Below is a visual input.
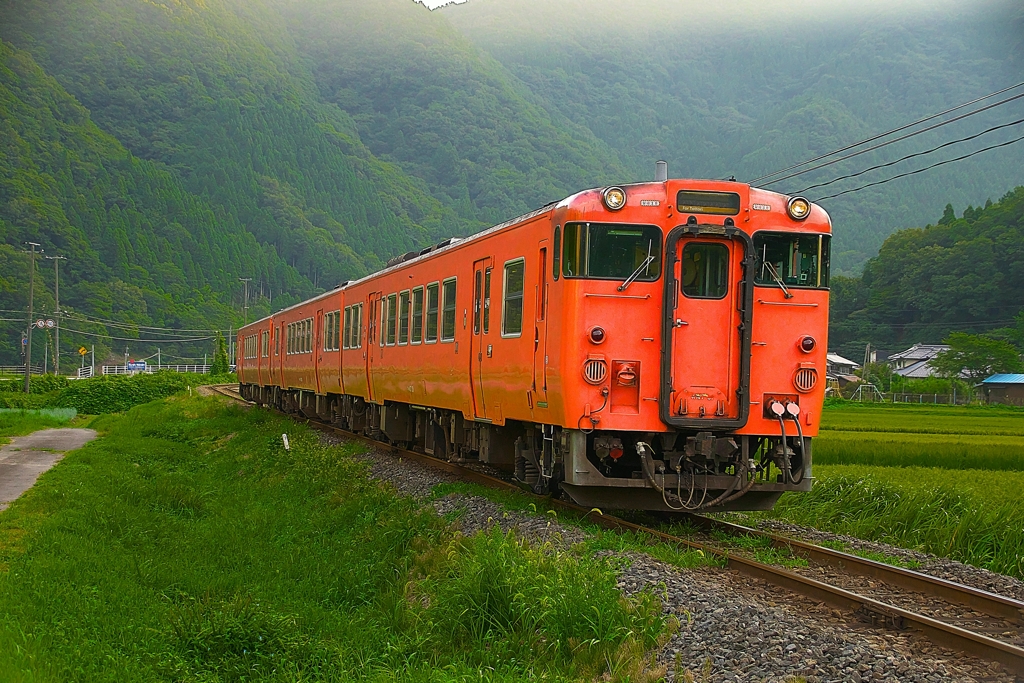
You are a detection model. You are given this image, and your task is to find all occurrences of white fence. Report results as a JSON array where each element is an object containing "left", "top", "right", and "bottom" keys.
[{"left": 101, "top": 365, "right": 211, "bottom": 375}]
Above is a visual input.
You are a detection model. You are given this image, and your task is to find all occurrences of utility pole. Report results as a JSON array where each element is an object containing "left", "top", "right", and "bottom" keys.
[
  {"left": 45, "top": 255, "right": 66, "bottom": 375},
  {"left": 23, "top": 242, "right": 40, "bottom": 393},
  {"left": 239, "top": 277, "right": 252, "bottom": 326}
]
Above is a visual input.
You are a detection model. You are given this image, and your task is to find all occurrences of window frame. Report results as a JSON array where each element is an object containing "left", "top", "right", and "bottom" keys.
[
  {"left": 441, "top": 277, "right": 457, "bottom": 343},
  {"left": 425, "top": 281, "right": 440, "bottom": 344},
  {"left": 751, "top": 231, "right": 832, "bottom": 291},
  {"left": 501, "top": 257, "right": 526, "bottom": 338},
  {"left": 398, "top": 290, "right": 411, "bottom": 345},
  {"left": 343, "top": 308, "right": 351, "bottom": 350},
  {"left": 561, "top": 222, "right": 663, "bottom": 282},
  {"left": 680, "top": 241, "right": 731, "bottom": 300},
  {"left": 386, "top": 294, "right": 397, "bottom": 346},
  {"left": 552, "top": 225, "right": 560, "bottom": 281},
  {"left": 353, "top": 304, "right": 362, "bottom": 349},
  {"left": 411, "top": 287, "right": 424, "bottom": 345}
]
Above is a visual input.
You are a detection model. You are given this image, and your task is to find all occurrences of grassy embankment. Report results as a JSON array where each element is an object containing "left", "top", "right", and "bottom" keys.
[
  {"left": 748, "top": 403, "right": 1024, "bottom": 578},
  {"left": 0, "top": 395, "right": 673, "bottom": 682}
]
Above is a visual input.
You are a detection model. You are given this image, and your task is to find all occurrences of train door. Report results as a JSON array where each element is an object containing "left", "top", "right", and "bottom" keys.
[
  {"left": 470, "top": 257, "right": 493, "bottom": 420},
  {"left": 533, "top": 242, "right": 549, "bottom": 407},
  {"left": 366, "top": 292, "right": 381, "bottom": 403},
  {"left": 667, "top": 236, "right": 745, "bottom": 421},
  {"left": 315, "top": 309, "right": 324, "bottom": 394}
]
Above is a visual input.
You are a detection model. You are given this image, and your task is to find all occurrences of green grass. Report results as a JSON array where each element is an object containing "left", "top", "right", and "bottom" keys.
[
  {"left": 0, "top": 408, "right": 79, "bottom": 444},
  {"left": 821, "top": 405, "right": 1024, "bottom": 436},
  {"left": 0, "top": 396, "right": 670, "bottom": 681}
]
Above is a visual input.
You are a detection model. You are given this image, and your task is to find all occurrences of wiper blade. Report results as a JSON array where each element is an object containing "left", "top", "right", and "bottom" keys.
[
  {"left": 618, "top": 240, "right": 655, "bottom": 292},
  {"left": 762, "top": 260, "right": 793, "bottom": 299}
]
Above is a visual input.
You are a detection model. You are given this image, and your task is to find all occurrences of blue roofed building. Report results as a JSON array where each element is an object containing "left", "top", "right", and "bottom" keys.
[{"left": 981, "top": 374, "right": 1024, "bottom": 406}]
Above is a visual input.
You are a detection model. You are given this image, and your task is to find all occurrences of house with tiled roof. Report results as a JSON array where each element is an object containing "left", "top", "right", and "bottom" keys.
[{"left": 887, "top": 343, "right": 950, "bottom": 378}]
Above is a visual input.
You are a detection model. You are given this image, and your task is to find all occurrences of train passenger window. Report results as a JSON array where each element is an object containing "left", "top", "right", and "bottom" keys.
[
  {"left": 343, "top": 308, "right": 351, "bottom": 349},
  {"left": 441, "top": 278, "right": 457, "bottom": 342},
  {"left": 483, "top": 268, "right": 491, "bottom": 334},
  {"left": 681, "top": 243, "right": 729, "bottom": 299},
  {"left": 323, "top": 312, "right": 332, "bottom": 351},
  {"left": 425, "top": 283, "right": 439, "bottom": 343},
  {"left": 305, "top": 319, "right": 312, "bottom": 353},
  {"left": 562, "top": 222, "right": 662, "bottom": 282},
  {"left": 552, "top": 226, "right": 560, "bottom": 281},
  {"left": 412, "top": 288, "right": 424, "bottom": 344},
  {"left": 753, "top": 233, "right": 831, "bottom": 289},
  {"left": 333, "top": 310, "right": 341, "bottom": 351},
  {"left": 398, "top": 291, "right": 411, "bottom": 345},
  {"left": 502, "top": 258, "right": 525, "bottom": 337},
  {"left": 386, "top": 294, "right": 397, "bottom": 346},
  {"left": 352, "top": 305, "right": 361, "bottom": 349},
  {"left": 275, "top": 326, "right": 280, "bottom": 356}
]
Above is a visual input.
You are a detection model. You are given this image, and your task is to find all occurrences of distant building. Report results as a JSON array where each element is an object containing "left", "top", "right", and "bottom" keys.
[
  {"left": 981, "top": 374, "right": 1024, "bottom": 406},
  {"left": 887, "top": 343, "right": 950, "bottom": 378},
  {"left": 826, "top": 353, "right": 859, "bottom": 376}
]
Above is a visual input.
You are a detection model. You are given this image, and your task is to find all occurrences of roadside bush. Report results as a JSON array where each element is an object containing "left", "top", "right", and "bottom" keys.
[
  {"left": 0, "top": 374, "right": 70, "bottom": 394},
  {"left": 54, "top": 372, "right": 202, "bottom": 414}
]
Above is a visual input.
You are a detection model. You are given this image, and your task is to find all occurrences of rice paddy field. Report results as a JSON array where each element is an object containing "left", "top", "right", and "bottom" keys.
[{"left": 748, "top": 403, "right": 1024, "bottom": 579}]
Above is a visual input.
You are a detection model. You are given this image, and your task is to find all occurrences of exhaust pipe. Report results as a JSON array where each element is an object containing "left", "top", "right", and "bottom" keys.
[{"left": 655, "top": 160, "right": 668, "bottom": 182}]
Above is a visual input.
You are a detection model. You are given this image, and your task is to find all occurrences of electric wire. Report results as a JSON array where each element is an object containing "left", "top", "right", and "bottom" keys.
[
  {"left": 794, "top": 117, "right": 1024, "bottom": 195},
  {"left": 61, "top": 327, "right": 215, "bottom": 343},
  {"left": 64, "top": 312, "right": 229, "bottom": 334},
  {"left": 749, "top": 80, "right": 1024, "bottom": 184},
  {"left": 814, "top": 133, "right": 1024, "bottom": 201},
  {"left": 762, "top": 90, "right": 1024, "bottom": 187}
]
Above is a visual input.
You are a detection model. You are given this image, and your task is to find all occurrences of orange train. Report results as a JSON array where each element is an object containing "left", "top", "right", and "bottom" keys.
[{"left": 237, "top": 168, "right": 831, "bottom": 511}]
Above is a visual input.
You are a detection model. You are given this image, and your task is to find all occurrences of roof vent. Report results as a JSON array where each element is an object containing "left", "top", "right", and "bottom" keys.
[{"left": 655, "top": 160, "right": 668, "bottom": 182}]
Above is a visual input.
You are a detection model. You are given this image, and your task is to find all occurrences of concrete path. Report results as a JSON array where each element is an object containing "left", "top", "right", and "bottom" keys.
[{"left": 0, "top": 428, "right": 97, "bottom": 512}]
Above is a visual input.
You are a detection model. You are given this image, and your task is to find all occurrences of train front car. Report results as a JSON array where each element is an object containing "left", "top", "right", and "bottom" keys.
[{"left": 540, "top": 177, "right": 830, "bottom": 512}]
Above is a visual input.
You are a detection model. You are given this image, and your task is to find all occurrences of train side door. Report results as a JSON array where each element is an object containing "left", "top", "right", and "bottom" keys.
[
  {"left": 470, "top": 258, "right": 493, "bottom": 420},
  {"left": 533, "top": 242, "right": 549, "bottom": 407},
  {"left": 315, "top": 309, "right": 324, "bottom": 394},
  {"left": 668, "top": 237, "right": 744, "bottom": 420},
  {"left": 366, "top": 292, "right": 381, "bottom": 402}
]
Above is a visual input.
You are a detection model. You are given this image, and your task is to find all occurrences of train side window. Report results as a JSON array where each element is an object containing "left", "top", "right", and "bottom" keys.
[
  {"left": 286, "top": 324, "right": 291, "bottom": 354},
  {"left": 398, "top": 291, "right": 411, "bottom": 345},
  {"left": 386, "top": 294, "right": 397, "bottom": 346},
  {"left": 343, "top": 308, "right": 351, "bottom": 349},
  {"left": 441, "top": 278, "right": 457, "bottom": 342},
  {"left": 379, "top": 300, "right": 385, "bottom": 347},
  {"left": 425, "top": 282, "right": 439, "bottom": 343},
  {"left": 502, "top": 258, "right": 525, "bottom": 337},
  {"left": 353, "top": 304, "right": 362, "bottom": 349},
  {"left": 306, "top": 318, "right": 312, "bottom": 353},
  {"left": 333, "top": 310, "right": 341, "bottom": 351},
  {"left": 552, "top": 226, "right": 560, "bottom": 281},
  {"left": 412, "top": 287, "right": 424, "bottom": 344},
  {"left": 275, "top": 326, "right": 280, "bottom": 356},
  {"left": 323, "top": 312, "right": 332, "bottom": 351},
  {"left": 483, "top": 267, "right": 491, "bottom": 334},
  {"left": 681, "top": 242, "right": 729, "bottom": 299}
]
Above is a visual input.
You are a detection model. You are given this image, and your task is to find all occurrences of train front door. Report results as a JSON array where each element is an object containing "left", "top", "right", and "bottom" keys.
[
  {"left": 470, "top": 257, "right": 493, "bottom": 420},
  {"left": 667, "top": 235, "right": 745, "bottom": 421}
]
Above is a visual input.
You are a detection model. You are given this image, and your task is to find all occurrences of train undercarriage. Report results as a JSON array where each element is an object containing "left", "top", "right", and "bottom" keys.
[{"left": 239, "top": 383, "right": 812, "bottom": 512}]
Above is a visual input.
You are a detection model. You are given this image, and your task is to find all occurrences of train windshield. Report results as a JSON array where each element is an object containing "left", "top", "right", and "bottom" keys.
[
  {"left": 753, "top": 232, "right": 831, "bottom": 289},
  {"left": 562, "top": 223, "right": 662, "bottom": 281}
]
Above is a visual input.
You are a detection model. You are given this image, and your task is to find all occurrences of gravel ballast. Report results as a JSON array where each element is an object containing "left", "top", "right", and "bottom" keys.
[{"left": 327, "top": 434, "right": 1019, "bottom": 682}]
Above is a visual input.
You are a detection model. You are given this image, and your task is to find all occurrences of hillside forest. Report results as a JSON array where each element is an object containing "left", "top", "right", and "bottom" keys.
[{"left": 0, "top": 0, "right": 1021, "bottom": 368}]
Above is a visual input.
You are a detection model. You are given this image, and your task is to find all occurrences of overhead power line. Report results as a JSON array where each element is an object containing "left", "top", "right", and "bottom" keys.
[
  {"left": 61, "top": 327, "right": 216, "bottom": 343},
  {"left": 749, "top": 80, "right": 1024, "bottom": 185},
  {"left": 65, "top": 312, "right": 229, "bottom": 334},
  {"left": 762, "top": 90, "right": 1024, "bottom": 187},
  {"left": 795, "top": 117, "right": 1024, "bottom": 195},
  {"left": 814, "top": 133, "right": 1024, "bottom": 202}
]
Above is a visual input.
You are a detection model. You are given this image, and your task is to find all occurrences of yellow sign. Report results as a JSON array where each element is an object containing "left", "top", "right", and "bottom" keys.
[{"left": 78, "top": 347, "right": 88, "bottom": 356}]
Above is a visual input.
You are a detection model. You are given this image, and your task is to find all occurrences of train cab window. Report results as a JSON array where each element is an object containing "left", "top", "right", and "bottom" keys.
[
  {"left": 562, "top": 222, "right": 662, "bottom": 282},
  {"left": 753, "top": 233, "right": 831, "bottom": 290},
  {"left": 552, "top": 226, "right": 560, "bottom": 281},
  {"left": 502, "top": 258, "right": 525, "bottom": 337},
  {"left": 412, "top": 288, "right": 424, "bottom": 344},
  {"left": 425, "top": 283, "right": 439, "bottom": 343},
  {"left": 398, "top": 291, "right": 411, "bottom": 345},
  {"left": 681, "top": 243, "right": 729, "bottom": 299},
  {"left": 386, "top": 294, "right": 397, "bottom": 346},
  {"left": 441, "top": 278, "right": 457, "bottom": 342}
]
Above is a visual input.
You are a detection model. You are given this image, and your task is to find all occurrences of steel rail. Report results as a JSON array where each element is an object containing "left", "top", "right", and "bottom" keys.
[{"left": 208, "top": 384, "right": 1024, "bottom": 676}]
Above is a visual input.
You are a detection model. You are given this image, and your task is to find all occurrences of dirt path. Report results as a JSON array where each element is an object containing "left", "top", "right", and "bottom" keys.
[{"left": 0, "top": 428, "right": 97, "bottom": 512}]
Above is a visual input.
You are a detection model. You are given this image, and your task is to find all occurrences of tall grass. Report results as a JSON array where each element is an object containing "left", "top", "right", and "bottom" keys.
[
  {"left": 814, "top": 431, "right": 1024, "bottom": 470},
  {"left": 768, "top": 466, "right": 1024, "bottom": 578},
  {"left": 0, "top": 396, "right": 668, "bottom": 681}
]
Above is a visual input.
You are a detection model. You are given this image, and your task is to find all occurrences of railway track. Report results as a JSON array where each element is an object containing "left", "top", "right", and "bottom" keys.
[{"left": 210, "top": 383, "right": 1024, "bottom": 678}]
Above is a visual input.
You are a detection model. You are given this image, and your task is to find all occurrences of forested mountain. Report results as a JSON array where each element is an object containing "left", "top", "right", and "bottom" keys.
[
  {"left": 829, "top": 187, "right": 1024, "bottom": 359},
  {"left": 1, "top": 0, "right": 1021, "bottom": 368},
  {"left": 443, "top": 0, "right": 1024, "bottom": 273}
]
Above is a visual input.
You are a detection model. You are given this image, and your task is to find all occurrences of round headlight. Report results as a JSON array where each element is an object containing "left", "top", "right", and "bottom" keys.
[
  {"left": 589, "top": 326, "right": 606, "bottom": 344},
  {"left": 787, "top": 196, "right": 811, "bottom": 221},
  {"left": 602, "top": 186, "right": 627, "bottom": 211},
  {"left": 800, "top": 335, "right": 816, "bottom": 353}
]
